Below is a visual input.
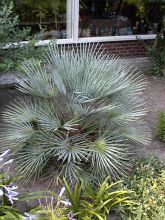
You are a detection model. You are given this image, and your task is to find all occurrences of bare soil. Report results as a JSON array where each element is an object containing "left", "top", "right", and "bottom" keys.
[{"left": 142, "top": 75, "right": 165, "bottom": 160}]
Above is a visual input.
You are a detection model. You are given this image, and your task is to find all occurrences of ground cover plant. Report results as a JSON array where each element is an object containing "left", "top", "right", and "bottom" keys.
[
  {"left": 117, "top": 156, "right": 165, "bottom": 220},
  {"left": 1, "top": 43, "right": 149, "bottom": 184}
]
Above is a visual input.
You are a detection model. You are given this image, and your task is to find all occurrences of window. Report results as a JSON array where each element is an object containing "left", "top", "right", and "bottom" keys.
[
  {"left": 14, "top": 0, "right": 156, "bottom": 44},
  {"left": 79, "top": 0, "right": 156, "bottom": 38},
  {"left": 14, "top": 0, "right": 72, "bottom": 39}
]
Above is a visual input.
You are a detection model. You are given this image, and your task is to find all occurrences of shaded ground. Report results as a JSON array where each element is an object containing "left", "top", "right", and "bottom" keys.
[
  {"left": 0, "top": 75, "right": 165, "bottom": 160},
  {"left": 142, "top": 76, "right": 165, "bottom": 160},
  {"left": 0, "top": 88, "right": 22, "bottom": 125}
]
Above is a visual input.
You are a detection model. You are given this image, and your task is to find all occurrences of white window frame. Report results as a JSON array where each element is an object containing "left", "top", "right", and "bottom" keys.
[
  {"left": 44, "top": 0, "right": 156, "bottom": 45},
  {"left": 4, "top": 0, "right": 156, "bottom": 48}
]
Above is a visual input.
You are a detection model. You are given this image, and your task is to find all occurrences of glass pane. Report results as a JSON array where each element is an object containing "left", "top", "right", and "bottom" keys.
[
  {"left": 79, "top": 0, "right": 157, "bottom": 37},
  {"left": 13, "top": 0, "right": 72, "bottom": 39}
]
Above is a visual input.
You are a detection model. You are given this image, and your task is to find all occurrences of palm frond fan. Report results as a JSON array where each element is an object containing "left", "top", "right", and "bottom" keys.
[{"left": 1, "top": 43, "right": 150, "bottom": 184}]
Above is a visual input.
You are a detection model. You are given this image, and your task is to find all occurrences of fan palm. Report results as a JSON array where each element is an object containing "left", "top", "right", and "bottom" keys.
[{"left": 1, "top": 43, "right": 149, "bottom": 183}]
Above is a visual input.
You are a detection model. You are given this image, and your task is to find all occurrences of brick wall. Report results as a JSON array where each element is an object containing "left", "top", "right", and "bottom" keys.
[
  {"left": 64, "top": 39, "right": 154, "bottom": 58},
  {"left": 99, "top": 40, "right": 153, "bottom": 57}
]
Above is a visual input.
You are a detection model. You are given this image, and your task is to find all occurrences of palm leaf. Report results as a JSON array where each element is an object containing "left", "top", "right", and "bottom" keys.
[{"left": 1, "top": 43, "right": 149, "bottom": 183}]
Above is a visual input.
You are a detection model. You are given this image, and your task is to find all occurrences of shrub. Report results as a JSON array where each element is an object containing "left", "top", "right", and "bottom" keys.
[
  {"left": 1, "top": 43, "right": 149, "bottom": 183},
  {"left": 117, "top": 157, "right": 165, "bottom": 220},
  {"left": 0, "top": 1, "right": 44, "bottom": 73},
  {"left": 156, "top": 111, "right": 165, "bottom": 141}
]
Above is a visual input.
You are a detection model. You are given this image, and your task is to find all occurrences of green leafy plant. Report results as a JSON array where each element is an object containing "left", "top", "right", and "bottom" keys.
[
  {"left": 0, "top": 59, "right": 14, "bottom": 72},
  {"left": 2, "top": 43, "right": 149, "bottom": 183},
  {"left": 117, "top": 157, "right": 165, "bottom": 220},
  {"left": 156, "top": 111, "right": 165, "bottom": 141},
  {"left": 13, "top": 177, "right": 132, "bottom": 220},
  {"left": 0, "top": 1, "right": 44, "bottom": 73},
  {"left": 0, "top": 1, "right": 29, "bottom": 44},
  {"left": 63, "top": 177, "right": 133, "bottom": 220}
]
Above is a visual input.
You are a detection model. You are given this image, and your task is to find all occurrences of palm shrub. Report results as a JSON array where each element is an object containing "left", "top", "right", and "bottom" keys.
[{"left": 1, "top": 43, "right": 149, "bottom": 183}]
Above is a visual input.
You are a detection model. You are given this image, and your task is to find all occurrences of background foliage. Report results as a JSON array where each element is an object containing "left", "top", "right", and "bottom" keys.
[
  {"left": 117, "top": 157, "right": 165, "bottom": 220},
  {"left": 125, "top": 0, "right": 165, "bottom": 76}
]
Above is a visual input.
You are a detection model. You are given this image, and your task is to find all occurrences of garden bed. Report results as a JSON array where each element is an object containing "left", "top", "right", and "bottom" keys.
[
  {"left": 0, "top": 75, "right": 165, "bottom": 220},
  {"left": 0, "top": 72, "right": 165, "bottom": 220}
]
